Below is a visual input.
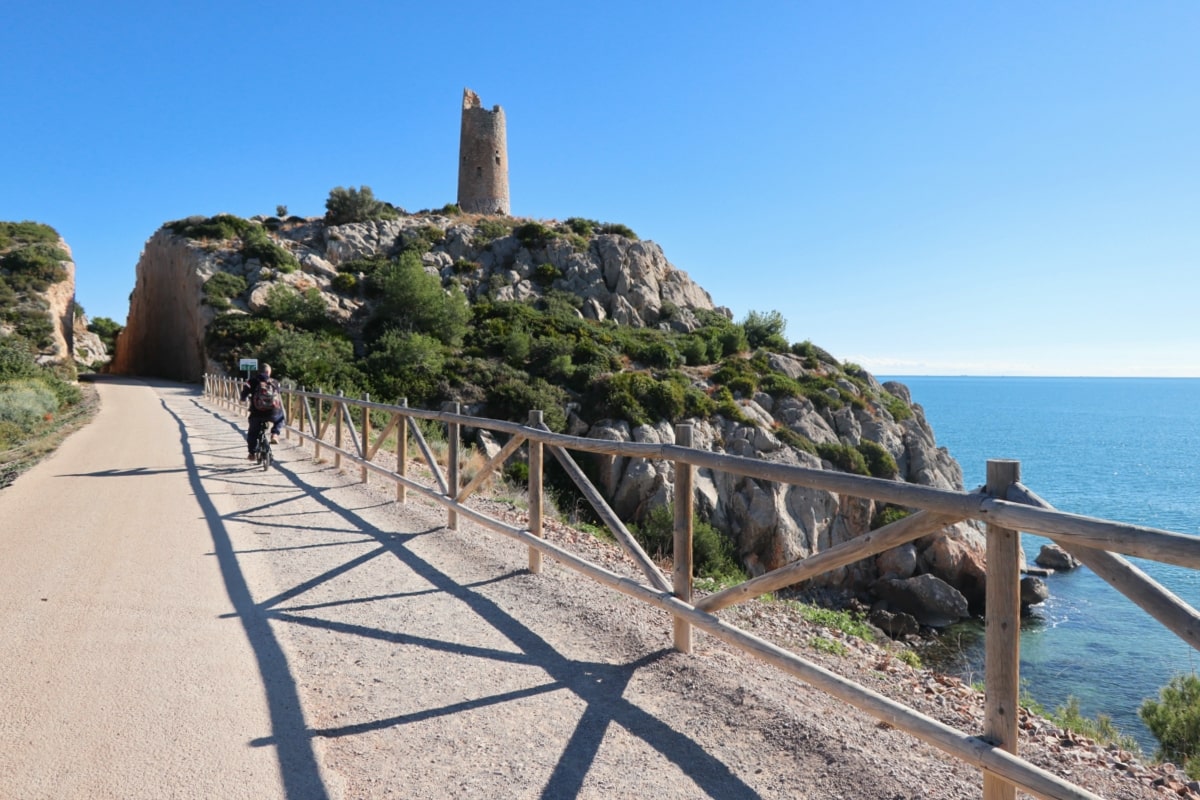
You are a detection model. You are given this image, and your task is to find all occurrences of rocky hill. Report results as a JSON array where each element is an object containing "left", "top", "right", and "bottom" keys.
[
  {"left": 0, "top": 222, "right": 107, "bottom": 370},
  {"left": 113, "top": 209, "right": 1015, "bottom": 631}
]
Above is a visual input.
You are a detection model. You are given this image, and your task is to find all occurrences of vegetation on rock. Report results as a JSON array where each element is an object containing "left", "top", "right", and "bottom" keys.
[
  {"left": 1140, "top": 673, "right": 1200, "bottom": 778},
  {"left": 0, "top": 220, "right": 84, "bottom": 450},
  {"left": 324, "top": 185, "right": 401, "bottom": 226}
]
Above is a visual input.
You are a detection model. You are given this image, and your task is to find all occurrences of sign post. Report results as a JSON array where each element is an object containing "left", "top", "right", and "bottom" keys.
[{"left": 239, "top": 358, "right": 258, "bottom": 381}]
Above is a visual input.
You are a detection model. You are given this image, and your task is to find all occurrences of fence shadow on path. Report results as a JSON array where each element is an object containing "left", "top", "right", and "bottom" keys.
[
  {"left": 165, "top": 397, "right": 332, "bottom": 800},
  {"left": 172, "top": 394, "right": 764, "bottom": 799}
]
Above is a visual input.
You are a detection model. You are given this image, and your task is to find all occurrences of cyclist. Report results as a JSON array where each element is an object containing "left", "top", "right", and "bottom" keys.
[{"left": 240, "top": 363, "right": 286, "bottom": 461}]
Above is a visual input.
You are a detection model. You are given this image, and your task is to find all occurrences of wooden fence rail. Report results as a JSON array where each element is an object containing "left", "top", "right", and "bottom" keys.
[{"left": 204, "top": 374, "right": 1200, "bottom": 800}]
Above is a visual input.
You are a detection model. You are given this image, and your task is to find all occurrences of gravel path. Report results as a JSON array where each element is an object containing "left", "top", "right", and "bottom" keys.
[{"left": 3, "top": 378, "right": 1194, "bottom": 799}]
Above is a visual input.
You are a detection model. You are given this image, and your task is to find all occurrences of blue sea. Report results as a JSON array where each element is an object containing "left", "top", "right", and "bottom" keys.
[{"left": 882, "top": 376, "right": 1200, "bottom": 752}]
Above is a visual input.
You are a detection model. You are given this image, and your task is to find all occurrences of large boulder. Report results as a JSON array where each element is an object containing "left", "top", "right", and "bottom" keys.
[
  {"left": 873, "top": 574, "right": 970, "bottom": 627},
  {"left": 1036, "top": 543, "right": 1081, "bottom": 571},
  {"left": 1020, "top": 576, "right": 1051, "bottom": 612}
]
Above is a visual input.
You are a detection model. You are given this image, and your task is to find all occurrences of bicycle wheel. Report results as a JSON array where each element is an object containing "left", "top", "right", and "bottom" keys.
[{"left": 262, "top": 445, "right": 271, "bottom": 470}]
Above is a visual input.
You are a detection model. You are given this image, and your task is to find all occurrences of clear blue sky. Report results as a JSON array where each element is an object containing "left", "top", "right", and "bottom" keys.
[{"left": 3, "top": 1, "right": 1197, "bottom": 377}]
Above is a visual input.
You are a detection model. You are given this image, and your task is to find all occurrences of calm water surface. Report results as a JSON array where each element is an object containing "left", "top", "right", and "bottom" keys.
[{"left": 883, "top": 377, "right": 1200, "bottom": 750}]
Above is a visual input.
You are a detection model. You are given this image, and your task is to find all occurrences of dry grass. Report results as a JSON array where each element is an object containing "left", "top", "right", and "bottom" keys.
[{"left": 0, "top": 383, "right": 99, "bottom": 489}]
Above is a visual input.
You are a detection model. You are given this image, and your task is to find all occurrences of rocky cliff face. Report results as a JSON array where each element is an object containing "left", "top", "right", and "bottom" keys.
[
  {"left": 0, "top": 233, "right": 76, "bottom": 367},
  {"left": 115, "top": 213, "right": 992, "bottom": 627},
  {"left": 112, "top": 230, "right": 219, "bottom": 380},
  {"left": 585, "top": 368, "right": 989, "bottom": 618},
  {"left": 73, "top": 314, "right": 108, "bottom": 367},
  {"left": 40, "top": 239, "right": 76, "bottom": 365}
]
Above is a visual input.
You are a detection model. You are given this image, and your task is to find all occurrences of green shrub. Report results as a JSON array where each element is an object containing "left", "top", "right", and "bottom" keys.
[
  {"left": 489, "top": 374, "right": 568, "bottom": 432},
  {"left": 598, "top": 222, "right": 638, "bottom": 240},
  {"left": 856, "top": 439, "right": 899, "bottom": 479},
  {"left": 513, "top": 222, "right": 558, "bottom": 249},
  {"left": 572, "top": 337, "right": 620, "bottom": 371},
  {"left": 564, "top": 217, "right": 597, "bottom": 237},
  {"left": 1, "top": 244, "right": 70, "bottom": 290},
  {"left": 324, "top": 185, "right": 400, "bottom": 226},
  {"left": 775, "top": 426, "right": 817, "bottom": 454},
  {"left": 631, "top": 504, "right": 743, "bottom": 580},
  {"left": 533, "top": 263, "right": 561, "bottom": 286},
  {"left": 475, "top": 219, "right": 512, "bottom": 241},
  {"left": 337, "top": 255, "right": 391, "bottom": 279},
  {"left": 817, "top": 442, "right": 870, "bottom": 476},
  {"left": 714, "top": 396, "right": 752, "bottom": 424},
  {"left": 712, "top": 356, "right": 756, "bottom": 388},
  {"left": 87, "top": 317, "right": 123, "bottom": 352},
  {"left": 503, "top": 460, "right": 529, "bottom": 486},
  {"left": 394, "top": 225, "right": 445, "bottom": 256},
  {"left": 203, "top": 272, "right": 247, "bottom": 309},
  {"left": 9, "top": 307, "right": 55, "bottom": 348},
  {"left": 629, "top": 336, "right": 681, "bottom": 370},
  {"left": 260, "top": 328, "right": 363, "bottom": 395},
  {"left": 0, "top": 337, "right": 39, "bottom": 381},
  {"left": 367, "top": 250, "right": 470, "bottom": 348},
  {"left": 584, "top": 371, "right": 694, "bottom": 426},
  {"left": 631, "top": 504, "right": 674, "bottom": 558},
  {"left": 439, "top": 203, "right": 462, "bottom": 216},
  {"left": 167, "top": 214, "right": 251, "bottom": 241},
  {"left": 241, "top": 225, "right": 298, "bottom": 272},
  {"left": 331, "top": 272, "right": 358, "bottom": 294},
  {"left": 0, "top": 379, "right": 60, "bottom": 430},
  {"left": 502, "top": 329, "right": 533, "bottom": 367},
  {"left": 364, "top": 330, "right": 444, "bottom": 405},
  {"left": 645, "top": 376, "right": 687, "bottom": 422},
  {"left": 797, "top": 375, "right": 845, "bottom": 411},
  {"left": 725, "top": 375, "right": 756, "bottom": 396},
  {"left": 871, "top": 505, "right": 911, "bottom": 529},
  {"left": 759, "top": 373, "right": 802, "bottom": 399},
  {"left": 881, "top": 391, "right": 913, "bottom": 422},
  {"left": 680, "top": 335, "right": 712, "bottom": 366},
  {"left": 683, "top": 386, "right": 716, "bottom": 418},
  {"left": 261, "top": 285, "right": 328, "bottom": 330},
  {"left": 741, "top": 309, "right": 788, "bottom": 351},
  {"left": 204, "top": 313, "right": 278, "bottom": 367},
  {"left": 1141, "top": 674, "right": 1200, "bottom": 777},
  {"left": 0, "top": 221, "right": 59, "bottom": 247}
]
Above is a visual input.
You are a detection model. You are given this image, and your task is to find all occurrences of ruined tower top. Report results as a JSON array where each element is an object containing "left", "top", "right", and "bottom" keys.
[{"left": 457, "top": 88, "right": 510, "bottom": 216}]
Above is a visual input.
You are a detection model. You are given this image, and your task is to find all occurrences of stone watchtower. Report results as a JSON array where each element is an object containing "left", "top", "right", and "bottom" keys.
[{"left": 457, "top": 88, "right": 510, "bottom": 215}]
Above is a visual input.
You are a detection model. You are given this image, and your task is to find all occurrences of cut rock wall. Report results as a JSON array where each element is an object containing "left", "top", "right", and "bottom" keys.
[{"left": 111, "top": 230, "right": 212, "bottom": 381}]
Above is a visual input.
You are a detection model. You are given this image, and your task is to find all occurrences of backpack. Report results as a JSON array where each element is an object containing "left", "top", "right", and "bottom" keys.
[{"left": 251, "top": 380, "right": 281, "bottom": 413}]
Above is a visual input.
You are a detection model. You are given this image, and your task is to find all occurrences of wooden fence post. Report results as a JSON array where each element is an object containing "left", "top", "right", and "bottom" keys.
[
  {"left": 528, "top": 410, "right": 544, "bottom": 574},
  {"left": 673, "top": 424, "right": 695, "bottom": 653},
  {"left": 447, "top": 401, "right": 460, "bottom": 530},
  {"left": 396, "top": 399, "right": 408, "bottom": 504},
  {"left": 985, "top": 459, "right": 1022, "bottom": 800},
  {"left": 299, "top": 388, "right": 308, "bottom": 452},
  {"left": 361, "top": 393, "right": 371, "bottom": 484},
  {"left": 334, "top": 391, "right": 344, "bottom": 470},
  {"left": 314, "top": 389, "right": 323, "bottom": 461}
]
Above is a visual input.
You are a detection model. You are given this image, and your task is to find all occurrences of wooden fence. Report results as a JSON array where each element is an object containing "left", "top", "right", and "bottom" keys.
[{"left": 206, "top": 374, "right": 1200, "bottom": 800}]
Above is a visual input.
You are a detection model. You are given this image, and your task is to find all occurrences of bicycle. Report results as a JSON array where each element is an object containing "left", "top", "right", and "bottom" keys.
[{"left": 255, "top": 424, "right": 272, "bottom": 470}]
